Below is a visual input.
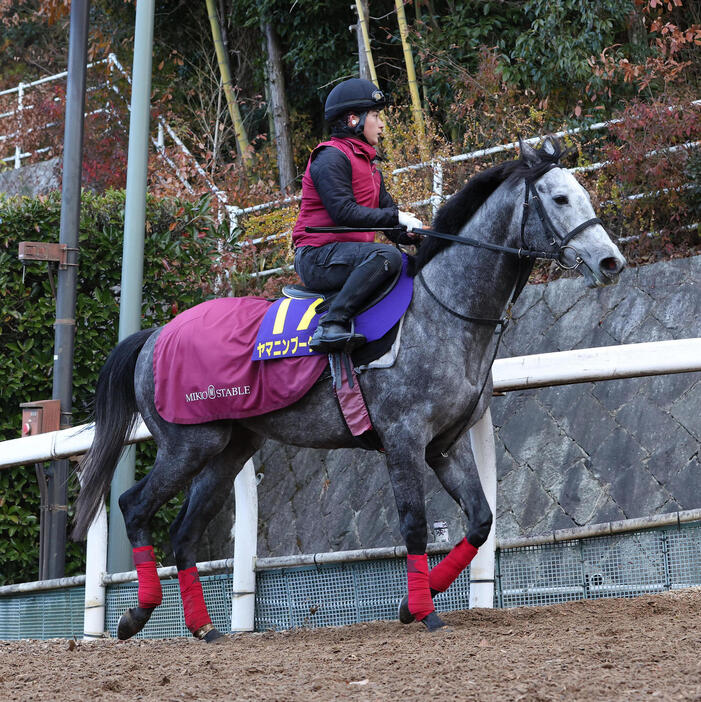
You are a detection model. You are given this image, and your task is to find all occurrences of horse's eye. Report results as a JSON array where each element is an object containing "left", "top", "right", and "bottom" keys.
[{"left": 554, "top": 195, "right": 569, "bottom": 205}]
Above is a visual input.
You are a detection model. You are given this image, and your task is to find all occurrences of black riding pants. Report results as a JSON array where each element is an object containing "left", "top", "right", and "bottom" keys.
[{"left": 294, "top": 242, "right": 402, "bottom": 325}]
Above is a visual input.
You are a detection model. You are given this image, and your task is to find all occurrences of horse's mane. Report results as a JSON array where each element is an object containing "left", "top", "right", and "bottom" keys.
[{"left": 409, "top": 137, "right": 567, "bottom": 275}]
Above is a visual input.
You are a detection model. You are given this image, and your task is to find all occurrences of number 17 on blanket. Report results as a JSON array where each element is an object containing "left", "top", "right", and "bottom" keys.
[{"left": 252, "top": 297, "right": 324, "bottom": 361}]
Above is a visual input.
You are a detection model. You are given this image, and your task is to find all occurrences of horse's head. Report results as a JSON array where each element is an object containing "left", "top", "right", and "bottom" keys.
[{"left": 519, "top": 138, "right": 626, "bottom": 287}]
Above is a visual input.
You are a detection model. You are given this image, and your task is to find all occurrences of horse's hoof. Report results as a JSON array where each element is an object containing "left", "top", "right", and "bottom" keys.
[
  {"left": 420, "top": 611, "right": 450, "bottom": 633},
  {"left": 398, "top": 589, "right": 439, "bottom": 625},
  {"left": 398, "top": 595, "right": 415, "bottom": 624},
  {"left": 193, "top": 623, "right": 227, "bottom": 643},
  {"left": 117, "top": 606, "right": 154, "bottom": 640},
  {"left": 203, "top": 628, "right": 227, "bottom": 644}
]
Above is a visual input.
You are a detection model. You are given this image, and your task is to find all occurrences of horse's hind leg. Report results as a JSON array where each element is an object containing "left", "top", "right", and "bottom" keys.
[
  {"left": 398, "top": 430, "right": 491, "bottom": 624},
  {"left": 168, "top": 428, "right": 262, "bottom": 643},
  {"left": 116, "top": 422, "right": 233, "bottom": 640}
]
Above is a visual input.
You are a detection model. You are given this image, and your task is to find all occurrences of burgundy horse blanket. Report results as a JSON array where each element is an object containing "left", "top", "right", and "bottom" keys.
[{"left": 153, "top": 255, "right": 413, "bottom": 425}]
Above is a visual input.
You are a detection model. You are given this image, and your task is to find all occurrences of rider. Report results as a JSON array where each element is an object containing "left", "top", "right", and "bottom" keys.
[{"left": 292, "top": 78, "right": 424, "bottom": 353}]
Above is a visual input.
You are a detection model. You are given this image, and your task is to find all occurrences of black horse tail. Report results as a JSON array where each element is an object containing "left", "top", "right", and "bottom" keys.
[{"left": 72, "top": 328, "right": 157, "bottom": 542}]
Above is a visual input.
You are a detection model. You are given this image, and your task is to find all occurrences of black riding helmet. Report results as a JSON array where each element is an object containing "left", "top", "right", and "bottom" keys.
[{"left": 324, "top": 79, "right": 388, "bottom": 137}]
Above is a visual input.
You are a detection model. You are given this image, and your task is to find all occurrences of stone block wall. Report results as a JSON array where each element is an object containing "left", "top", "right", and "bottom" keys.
[
  {"left": 0, "top": 158, "right": 60, "bottom": 197},
  {"left": 200, "top": 256, "right": 701, "bottom": 561}
]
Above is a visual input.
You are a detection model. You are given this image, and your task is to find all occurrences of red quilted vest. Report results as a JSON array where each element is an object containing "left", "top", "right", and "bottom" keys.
[{"left": 292, "top": 137, "right": 381, "bottom": 248}]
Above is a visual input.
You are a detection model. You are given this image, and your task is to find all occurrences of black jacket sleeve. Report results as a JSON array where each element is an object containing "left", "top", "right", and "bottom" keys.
[{"left": 309, "top": 147, "right": 399, "bottom": 229}]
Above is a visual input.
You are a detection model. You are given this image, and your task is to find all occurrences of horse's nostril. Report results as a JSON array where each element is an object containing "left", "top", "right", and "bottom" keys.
[{"left": 601, "top": 257, "right": 622, "bottom": 275}]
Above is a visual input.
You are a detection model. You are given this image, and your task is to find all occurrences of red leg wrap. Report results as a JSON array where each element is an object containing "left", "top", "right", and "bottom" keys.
[
  {"left": 178, "top": 566, "right": 211, "bottom": 634},
  {"left": 407, "top": 554, "right": 434, "bottom": 621},
  {"left": 429, "top": 538, "right": 478, "bottom": 593},
  {"left": 133, "top": 546, "right": 162, "bottom": 609}
]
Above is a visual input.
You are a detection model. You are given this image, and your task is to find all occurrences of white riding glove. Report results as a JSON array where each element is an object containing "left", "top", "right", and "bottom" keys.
[{"left": 397, "top": 210, "right": 423, "bottom": 233}]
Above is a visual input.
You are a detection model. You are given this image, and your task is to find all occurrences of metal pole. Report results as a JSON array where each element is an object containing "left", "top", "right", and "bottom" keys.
[
  {"left": 49, "top": 0, "right": 90, "bottom": 581},
  {"left": 14, "top": 83, "right": 24, "bottom": 169},
  {"left": 108, "top": 0, "right": 155, "bottom": 574}
]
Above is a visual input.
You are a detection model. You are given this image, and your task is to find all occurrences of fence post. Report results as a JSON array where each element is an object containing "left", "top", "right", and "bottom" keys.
[
  {"left": 431, "top": 160, "right": 443, "bottom": 219},
  {"left": 468, "top": 406, "right": 497, "bottom": 608},
  {"left": 231, "top": 459, "right": 258, "bottom": 632},
  {"left": 83, "top": 500, "right": 108, "bottom": 638},
  {"left": 14, "top": 82, "right": 24, "bottom": 169}
]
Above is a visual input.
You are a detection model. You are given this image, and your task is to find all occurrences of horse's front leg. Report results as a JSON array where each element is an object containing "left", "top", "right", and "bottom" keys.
[
  {"left": 384, "top": 440, "right": 448, "bottom": 632},
  {"left": 398, "top": 429, "right": 492, "bottom": 624}
]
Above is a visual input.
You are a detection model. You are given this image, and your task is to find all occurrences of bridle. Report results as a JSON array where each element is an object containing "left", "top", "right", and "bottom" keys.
[
  {"left": 519, "top": 166, "right": 604, "bottom": 272},
  {"left": 305, "top": 164, "right": 608, "bottom": 325},
  {"left": 415, "top": 165, "right": 604, "bottom": 271},
  {"left": 417, "top": 165, "right": 607, "bottom": 456}
]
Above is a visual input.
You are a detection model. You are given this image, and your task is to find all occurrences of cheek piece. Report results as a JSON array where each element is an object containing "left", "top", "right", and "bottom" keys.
[
  {"left": 132, "top": 546, "right": 163, "bottom": 609},
  {"left": 406, "top": 554, "right": 435, "bottom": 621},
  {"left": 428, "top": 538, "right": 478, "bottom": 593}
]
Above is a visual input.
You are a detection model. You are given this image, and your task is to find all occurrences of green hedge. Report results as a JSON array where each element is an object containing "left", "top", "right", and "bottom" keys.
[{"left": 0, "top": 190, "right": 225, "bottom": 585}]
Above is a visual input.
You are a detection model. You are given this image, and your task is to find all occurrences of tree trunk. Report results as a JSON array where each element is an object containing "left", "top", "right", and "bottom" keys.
[
  {"left": 354, "top": 0, "right": 377, "bottom": 83},
  {"left": 263, "top": 22, "right": 295, "bottom": 193},
  {"left": 356, "top": 0, "right": 371, "bottom": 80},
  {"left": 205, "top": 0, "right": 251, "bottom": 164}
]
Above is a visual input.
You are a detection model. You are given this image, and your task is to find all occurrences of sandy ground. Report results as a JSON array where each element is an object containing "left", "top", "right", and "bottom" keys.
[{"left": 2, "top": 588, "right": 700, "bottom": 701}]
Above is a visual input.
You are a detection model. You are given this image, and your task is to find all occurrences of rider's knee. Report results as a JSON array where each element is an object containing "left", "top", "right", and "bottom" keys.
[{"left": 378, "top": 246, "right": 403, "bottom": 276}]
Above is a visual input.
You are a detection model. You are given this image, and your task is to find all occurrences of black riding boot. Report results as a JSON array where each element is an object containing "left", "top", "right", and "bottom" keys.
[{"left": 310, "top": 254, "right": 395, "bottom": 353}]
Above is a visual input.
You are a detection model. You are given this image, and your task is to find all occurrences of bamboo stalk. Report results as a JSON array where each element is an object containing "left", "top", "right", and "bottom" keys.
[
  {"left": 355, "top": 0, "right": 378, "bottom": 84},
  {"left": 205, "top": 0, "right": 251, "bottom": 163},
  {"left": 395, "top": 0, "right": 425, "bottom": 138}
]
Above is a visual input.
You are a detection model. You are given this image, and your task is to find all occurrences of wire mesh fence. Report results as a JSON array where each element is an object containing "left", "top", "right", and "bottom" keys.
[{"left": 1, "top": 521, "right": 700, "bottom": 640}]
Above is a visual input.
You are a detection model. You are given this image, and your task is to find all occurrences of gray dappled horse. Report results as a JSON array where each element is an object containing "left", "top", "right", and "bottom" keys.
[{"left": 73, "top": 137, "right": 625, "bottom": 640}]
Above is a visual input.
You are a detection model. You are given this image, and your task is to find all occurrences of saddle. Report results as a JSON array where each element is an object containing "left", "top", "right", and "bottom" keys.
[
  {"left": 281, "top": 263, "right": 402, "bottom": 318},
  {"left": 256, "top": 256, "right": 413, "bottom": 452},
  {"left": 251, "top": 254, "right": 412, "bottom": 363}
]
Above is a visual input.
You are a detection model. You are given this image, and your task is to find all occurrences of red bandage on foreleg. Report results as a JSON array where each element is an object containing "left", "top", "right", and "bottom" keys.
[
  {"left": 178, "top": 566, "right": 212, "bottom": 634},
  {"left": 428, "top": 538, "right": 478, "bottom": 593},
  {"left": 133, "top": 546, "right": 162, "bottom": 609},
  {"left": 407, "top": 554, "right": 434, "bottom": 621}
]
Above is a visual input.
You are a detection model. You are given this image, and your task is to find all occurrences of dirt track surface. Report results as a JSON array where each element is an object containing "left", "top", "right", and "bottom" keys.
[{"left": 2, "top": 589, "right": 701, "bottom": 701}]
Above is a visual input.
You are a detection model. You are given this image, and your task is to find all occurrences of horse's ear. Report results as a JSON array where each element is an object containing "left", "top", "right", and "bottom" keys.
[
  {"left": 542, "top": 136, "right": 557, "bottom": 156},
  {"left": 518, "top": 137, "right": 539, "bottom": 167}
]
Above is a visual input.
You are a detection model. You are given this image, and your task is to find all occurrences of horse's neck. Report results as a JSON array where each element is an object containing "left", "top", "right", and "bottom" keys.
[{"left": 421, "top": 187, "right": 521, "bottom": 321}]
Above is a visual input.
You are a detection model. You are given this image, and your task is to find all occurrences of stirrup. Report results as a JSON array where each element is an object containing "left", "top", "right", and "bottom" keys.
[{"left": 309, "top": 322, "right": 365, "bottom": 353}]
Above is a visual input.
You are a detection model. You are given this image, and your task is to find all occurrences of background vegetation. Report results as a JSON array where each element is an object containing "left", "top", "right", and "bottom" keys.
[{"left": 0, "top": 192, "right": 226, "bottom": 584}]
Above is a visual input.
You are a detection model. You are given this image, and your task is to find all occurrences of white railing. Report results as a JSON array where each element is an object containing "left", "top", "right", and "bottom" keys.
[{"left": 1, "top": 337, "right": 700, "bottom": 634}]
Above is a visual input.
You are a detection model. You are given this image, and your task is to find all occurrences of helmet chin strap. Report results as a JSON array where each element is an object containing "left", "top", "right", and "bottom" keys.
[
  {"left": 330, "top": 112, "right": 370, "bottom": 140},
  {"left": 353, "top": 111, "right": 368, "bottom": 136}
]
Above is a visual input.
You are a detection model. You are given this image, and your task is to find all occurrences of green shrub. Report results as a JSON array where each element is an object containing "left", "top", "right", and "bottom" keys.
[{"left": 0, "top": 190, "right": 224, "bottom": 585}]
